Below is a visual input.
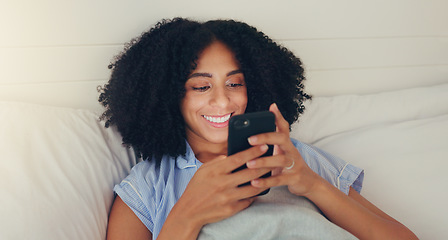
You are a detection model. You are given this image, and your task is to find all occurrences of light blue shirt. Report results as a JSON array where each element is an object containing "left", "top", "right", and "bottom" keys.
[{"left": 114, "top": 138, "right": 364, "bottom": 239}]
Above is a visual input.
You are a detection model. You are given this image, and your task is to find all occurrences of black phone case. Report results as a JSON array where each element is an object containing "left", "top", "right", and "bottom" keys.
[{"left": 228, "top": 111, "right": 275, "bottom": 196}]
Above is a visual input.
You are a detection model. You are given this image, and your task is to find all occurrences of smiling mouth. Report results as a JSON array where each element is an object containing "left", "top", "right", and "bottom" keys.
[{"left": 202, "top": 113, "right": 232, "bottom": 123}]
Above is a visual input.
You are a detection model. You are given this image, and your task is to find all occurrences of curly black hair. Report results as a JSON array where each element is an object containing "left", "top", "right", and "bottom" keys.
[{"left": 98, "top": 18, "right": 310, "bottom": 161}]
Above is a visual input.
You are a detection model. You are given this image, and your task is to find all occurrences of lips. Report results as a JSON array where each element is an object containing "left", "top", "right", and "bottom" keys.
[{"left": 202, "top": 113, "right": 232, "bottom": 124}]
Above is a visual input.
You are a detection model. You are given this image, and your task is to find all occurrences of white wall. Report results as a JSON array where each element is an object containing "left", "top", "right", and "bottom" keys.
[{"left": 1, "top": 0, "right": 447, "bottom": 111}]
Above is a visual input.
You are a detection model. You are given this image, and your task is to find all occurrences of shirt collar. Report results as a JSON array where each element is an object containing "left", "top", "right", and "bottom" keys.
[{"left": 176, "top": 140, "right": 202, "bottom": 169}]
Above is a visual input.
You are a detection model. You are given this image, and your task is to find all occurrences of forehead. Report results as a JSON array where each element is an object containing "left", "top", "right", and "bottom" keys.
[{"left": 193, "top": 41, "right": 240, "bottom": 71}]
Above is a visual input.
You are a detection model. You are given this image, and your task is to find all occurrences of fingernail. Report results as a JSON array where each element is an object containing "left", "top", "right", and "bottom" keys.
[
  {"left": 252, "top": 179, "right": 260, "bottom": 186},
  {"left": 260, "top": 144, "right": 268, "bottom": 151},
  {"left": 247, "top": 160, "right": 256, "bottom": 168},
  {"left": 248, "top": 136, "right": 257, "bottom": 145}
]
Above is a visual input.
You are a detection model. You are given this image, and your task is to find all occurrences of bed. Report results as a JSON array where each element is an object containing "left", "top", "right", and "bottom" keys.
[
  {"left": 1, "top": 1, "right": 447, "bottom": 239},
  {"left": 1, "top": 83, "right": 447, "bottom": 239}
]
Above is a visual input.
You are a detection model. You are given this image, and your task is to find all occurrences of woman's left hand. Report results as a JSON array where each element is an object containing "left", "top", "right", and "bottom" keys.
[{"left": 246, "top": 103, "right": 323, "bottom": 197}]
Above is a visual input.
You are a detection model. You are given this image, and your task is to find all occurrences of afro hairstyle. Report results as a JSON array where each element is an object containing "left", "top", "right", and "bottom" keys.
[{"left": 98, "top": 18, "right": 310, "bottom": 161}]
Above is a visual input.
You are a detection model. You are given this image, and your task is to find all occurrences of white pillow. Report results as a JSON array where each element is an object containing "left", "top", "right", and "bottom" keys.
[
  {"left": 0, "top": 102, "right": 137, "bottom": 240},
  {"left": 292, "top": 83, "right": 448, "bottom": 144},
  {"left": 291, "top": 83, "right": 448, "bottom": 239}
]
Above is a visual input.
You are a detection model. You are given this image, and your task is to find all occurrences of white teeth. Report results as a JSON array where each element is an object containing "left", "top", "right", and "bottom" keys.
[{"left": 203, "top": 114, "right": 231, "bottom": 123}]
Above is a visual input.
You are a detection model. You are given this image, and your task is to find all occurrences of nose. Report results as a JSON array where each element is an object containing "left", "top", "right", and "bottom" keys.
[{"left": 210, "top": 87, "right": 230, "bottom": 108}]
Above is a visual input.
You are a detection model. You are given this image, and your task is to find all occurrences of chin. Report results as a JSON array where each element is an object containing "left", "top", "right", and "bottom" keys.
[
  {"left": 203, "top": 130, "right": 228, "bottom": 144},
  {"left": 206, "top": 135, "right": 228, "bottom": 145}
]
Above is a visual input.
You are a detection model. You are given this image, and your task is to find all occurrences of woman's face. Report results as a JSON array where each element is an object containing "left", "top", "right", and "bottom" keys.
[{"left": 181, "top": 41, "right": 247, "bottom": 145}]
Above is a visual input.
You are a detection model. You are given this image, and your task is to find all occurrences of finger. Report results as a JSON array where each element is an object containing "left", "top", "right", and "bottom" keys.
[
  {"left": 248, "top": 131, "right": 291, "bottom": 150},
  {"left": 272, "top": 167, "right": 283, "bottom": 176},
  {"left": 229, "top": 184, "right": 270, "bottom": 200},
  {"left": 230, "top": 166, "right": 273, "bottom": 186},
  {"left": 251, "top": 174, "right": 289, "bottom": 189},
  {"left": 232, "top": 196, "right": 256, "bottom": 212},
  {"left": 269, "top": 103, "right": 290, "bottom": 134},
  {"left": 273, "top": 144, "right": 284, "bottom": 156},
  {"left": 223, "top": 144, "right": 269, "bottom": 173},
  {"left": 246, "top": 154, "right": 293, "bottom": 169},
  {"left": 210, "top": 194, "right": 255, "bottom": 221}
]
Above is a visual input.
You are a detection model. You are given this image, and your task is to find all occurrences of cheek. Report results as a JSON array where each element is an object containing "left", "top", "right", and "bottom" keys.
[
  {"left": 179, "top": 96, "right": 193, "bottom": 119},
  {"left": 181, "top": 94, "right": 204, "bottom": 116},
  {"left": 235, "top": 90, "right": 248, "bottom": 109}
]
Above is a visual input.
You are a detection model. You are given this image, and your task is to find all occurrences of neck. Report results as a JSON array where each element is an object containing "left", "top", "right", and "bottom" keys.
[{"left": 186, "top": 136, "right": 227, "bottom": 163}]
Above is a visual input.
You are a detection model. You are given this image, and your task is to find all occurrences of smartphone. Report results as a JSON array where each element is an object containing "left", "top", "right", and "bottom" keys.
[{"left": 228, "top": 111, "right": 276, "bottom": 196}]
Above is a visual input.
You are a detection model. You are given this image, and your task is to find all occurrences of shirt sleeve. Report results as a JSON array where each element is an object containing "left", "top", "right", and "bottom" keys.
[
  {"left": 113, "top": 161, "right": 155, "bottom": 232},
  {"left": 291, "top": 138, "right": 364, "bottom": 195}
]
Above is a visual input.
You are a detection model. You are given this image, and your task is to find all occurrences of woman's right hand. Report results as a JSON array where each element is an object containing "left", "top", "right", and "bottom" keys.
[{"left": 157, "top": 144, "right": 272, "bottom": 240}]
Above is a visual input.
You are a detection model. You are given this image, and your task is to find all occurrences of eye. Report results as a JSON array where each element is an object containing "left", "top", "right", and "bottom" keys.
[
  {"left": 192, "top": 86, "right": 210, "bottom": 92},
  {"left": 226, "top": 76, "right": 245, "bottom": 89},
  {"left": 226, "top": 81, "right": 245, "bottom": 89},
  {"left": 228, "top": 83, "right": 244, "bottom": 87}
]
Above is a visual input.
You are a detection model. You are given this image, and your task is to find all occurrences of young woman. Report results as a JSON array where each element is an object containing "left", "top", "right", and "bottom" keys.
[{"left": 99, "top": 18, "right": 417, "bottom": 240}]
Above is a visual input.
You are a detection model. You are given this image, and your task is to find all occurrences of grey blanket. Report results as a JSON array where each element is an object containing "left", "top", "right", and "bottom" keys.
[{"left": 198, "top": 186, "right": 358, "bottom": 240}]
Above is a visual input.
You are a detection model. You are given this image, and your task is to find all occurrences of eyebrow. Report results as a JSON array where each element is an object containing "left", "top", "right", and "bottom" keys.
[
  {"left": 227, "top": 69, "right": 243, "bottom": 76},
  {"left": 188, "top": 69, "right": 243, "bottom": 79}
]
